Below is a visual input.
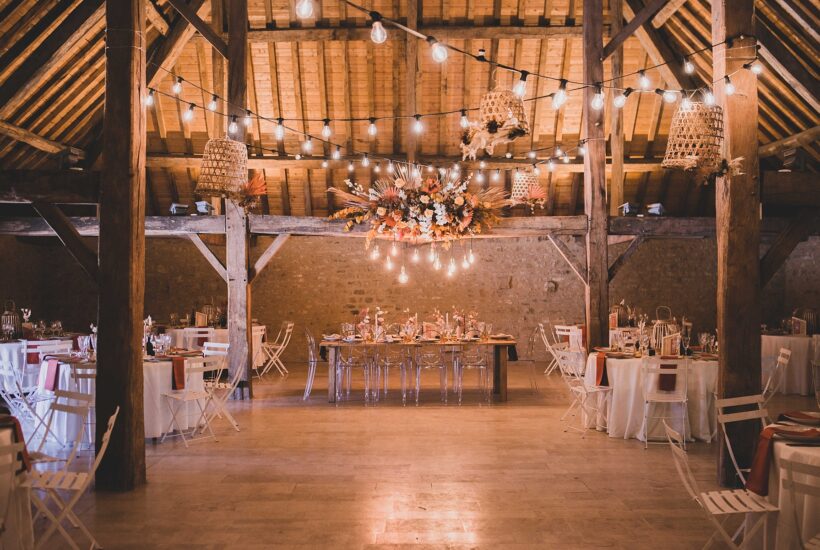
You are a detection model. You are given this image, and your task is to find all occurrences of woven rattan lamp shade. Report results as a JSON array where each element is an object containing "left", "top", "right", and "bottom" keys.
[
  {"left": 196, "top": 136, "right": 248, "bottom": 198},
  {"left": 479, "top": 88, "right": 529, "bottom": 133},
  {"left": 511, "top": 169, "right": 538, "bottom": 200},
  {"left": 662, "top": 102, "right": 724, "bottom": 172}
]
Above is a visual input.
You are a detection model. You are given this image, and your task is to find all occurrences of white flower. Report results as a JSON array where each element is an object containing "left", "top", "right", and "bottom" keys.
[
  {"left": 376, "top": 207, "right": 387, "bottom": 216},
  {"left": 454, "top": 196, "right": 465, "bottom": 206},
  {"left": 424, "top": 208, "right": 434, "bottom": 218},
  {"left": 419, "top": 194, "right": 430, "bottom": 204}
]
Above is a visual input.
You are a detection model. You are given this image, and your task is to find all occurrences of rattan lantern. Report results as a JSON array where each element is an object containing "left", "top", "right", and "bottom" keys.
[
  {"left": 479, "top": 88, "right": 529, "bottom": 134},
  {"left": 196, "top": 136, "right": 248, "bottom": 198},
  {"left": 511, "top": 169, "right": 538, "bottom": 201},
  {"left": 662, "top": 102, "right": 724, "bottom": 172}
]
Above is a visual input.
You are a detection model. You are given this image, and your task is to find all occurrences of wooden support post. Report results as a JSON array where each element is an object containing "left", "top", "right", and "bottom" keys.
[
  {"left": 583, "top": 0, "right": 609, "bottom": 349},
  {"left": 405, "top": 0, "right": 418, "bottom": 164},
  {"left": 226, "top": 0, "right": 252, "bottom": 398},
  {"left": 249, "top": 234, "right": 289, "bottom": 283},
  {"left": 188, "top": 234, "right": 227, "bottom": 282},
  {"left": 712, "top": 0, "right": 761, "bottom": 487},
  {"left": 96, "top": 0, "right": 147, "bottom": 491},
  {"left": 548, "top": 235, "right": 587, "bottom": 285},
  {"left": 609, "top": 0, "right": 625, "bottom": 216},
  {"left": 33, "top": 203, "right": 99, "bottom": 283}
]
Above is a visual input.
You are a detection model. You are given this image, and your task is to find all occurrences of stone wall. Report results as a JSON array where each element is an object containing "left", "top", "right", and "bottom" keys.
[{"left": 1, "top": 233, "right": 817, "bottom": 362}]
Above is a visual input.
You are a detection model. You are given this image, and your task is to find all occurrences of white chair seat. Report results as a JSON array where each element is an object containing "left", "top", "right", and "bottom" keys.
[
  {"left": 163, "top": 390, "right": 209, "bottom": 402},
  {"left": 27, "top": 470, "right": 90, "bottom": 492},
  {"left": 700, "top": 489, "right": 778, "bottom": 515},
  {"left": 645, "top": 391, "right": 687, "bottom": 403}
]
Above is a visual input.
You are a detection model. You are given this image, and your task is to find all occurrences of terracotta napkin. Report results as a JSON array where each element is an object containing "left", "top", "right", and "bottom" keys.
[
  {"left": 171, "top": 356, "right": 186, "bottom": 390},
  {"left": 0, "top": 415, "right": 31, "bottom": 472},
  {"left": 196, "top": 336, "right": 208, "bottom": 347},
  {"left": 44, "top": 359, "right": 60, "bottom": 391},
  {"left": 25, "top": 349, "right": 41, "bottom": 365},
  {"left": 658, "top": 363, "right": 677, "bottom": 391},
  {"left": 746, "top": 425, "right": 820, "bottom": 495},
  {"left": 595, "top": 353, "right": 608, "bottom": 386},
  {"left": 580, "top": 325, "right": 587, "bottom": 348},
  {"left": 72, "top": 335, "right": 80, "bottom": 351}
]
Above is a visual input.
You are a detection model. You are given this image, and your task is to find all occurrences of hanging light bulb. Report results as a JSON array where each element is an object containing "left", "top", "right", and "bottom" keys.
[
  {"left": 321, "top": 160, "right": 328, "bottom": 168},
  {"left": 413, "top": 114, "right": 423, "bottom": 134},
  {"left": 332, "top": 146, "right": 341, "bottom": 160},
  {"left": 468, "top": 248, "right": 475, "bottom": 264},
  {"left": 172, "top": 77, "right": 183, "bottom": 95},
  {"left": 533, "top": 164, "right": 541, "bottom": 176},
  {"left": 207, "top": 94, "right": 218, "bottom": 111},
  {"left": 374, "top": 162, "right": 381, "bottom": 173},
  {"left": 370, "top": 18, "right": 387, "bottom": 45},
  {"left": 447, "top": 257, "right": 457, "bottom": 277},
  {"left": 412, "top": 164, "right": 420, "bottom": 178},
  {"left": 505, "top": 152, "right": 512, "bottom": 159},
  {"left": 295, "top": 0, "right": 314, "bottom": 19},
  {"left": 552, "top": 79, "right": 568, "bottom": 109},
  {"left": 613, "top": 87, "right": 632, "bottom": 108},
  {"left": 724, "top": 75, "right": 735, "bottom": 96},
  {"left": 427, "top": 246, "right": 436, "bottom": 263},
  {"left": 662, "top": 89, "right": 677, "bottom": 103},
  {"left": 362, "top": 153, "right": 370, "bottom": 167},
  {"left": 492, "top": 169, "right": 500, "bottom": 182},
  {"left": 144, "top": 89, "right": 155, "bottom": 107},
  {"left": 385, "top": 255, "right": 394, "bottom": 271},
  {"left": 461, "top": 255, "right": 470, "bottom": 269},
  {"left": 514, "top": 71, "right": 529, "bottom": 98},
  {"left": 322, "top": 119, "right": 332, "bottom": 138},
  {"left": 183, "top": 103, "right": 195, "bottom": 122},
  {"left": 390, "top": 241, "right": 399, "bottom": 257},
  {"left": 398, "top": 266, "right": 409, "bottom": 284},
  {"left": 683, "top": 57, "right": 695, "bottom": 74},
  {"left": 680, "top": 93, "right": 692, "bottom": 110},
  {"left": 578, "top": 142, "right": 587, "bottom": 156},
  {"left": 746, "top": 60, "right": 763, "bottom": 75},
  {"left": 302, "top": 137, "right": 313, "bottom": 153},
  {"left": 368, "top": 118, "right": 377, "bottom": 137},
  {"left": 433, "top": 255, "right": 442, "bottom": 271},
  {"left": 475, "top": 171, "right": 485, "bottom": 183},
  {"left": 452, "top": 163, "right": 460, "bottom": 173},
  {"left": 275, "top": 118, "right": 285, "bottom": 140},
  {"left": 460, "top": 109, "right": 469, "bottom": 129},
  {"left": 411, "top": 248, "right": 420, "bottom": 263},
  {"left": 243, "top": 110, "right": 253, "bottom": 127},
  {"left": 429, "top": 39, "right": 448, "bottom": 63},
  {"left": 479, "top": 160, "right": 486, "bottom": 169},
  {"left": 369, "top": 245, "right": 380, "bottom": 260},
  {"left": 591, "top": 85, "right": 605, "bottom": 110},
  {"left": 295, "top": 153, "right": 302, "bottom": 160},
  {"left": 703, "top": 89, "right": 716, "bottom": 106},
  {"left": 228, "top": 115, "right": 238, "bottom": 134},
  {"left": 554, "top": 147, "right": 563, "bottom": 157},
  {"left": 347, "top": 161, "right": 355, "bottom": 172},
  {"left": 548, "top": 159, "right": 555, "bottom": 172},
  {"left": 387, "top": 161, "right": 394, "bottom": 173},
  {"left": 528, "top": 150, "right": 537, "bottom": 159},
  {"left": 562, "top": 152, "right": 570, "bottom": 163},
  {"left": 638, "top": 70, "right": 651, "bottom": 90}
]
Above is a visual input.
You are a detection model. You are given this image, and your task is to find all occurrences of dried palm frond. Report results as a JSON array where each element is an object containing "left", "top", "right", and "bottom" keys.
[
  {"left": 328, "top": 187, "right": 369, "bottom": 208},
  {"left": 243, "top": 172, "right": 267, "bottom": 196}
]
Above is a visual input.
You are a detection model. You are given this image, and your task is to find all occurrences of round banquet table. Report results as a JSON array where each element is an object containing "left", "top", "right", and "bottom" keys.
[
  {"left": 34, "top": 358, "right": 205, "bottom": 442},
  {"left": 583, "top": 353, "right": 719, "bottom": 442},
  {"left": 761, "top": 335, "right": 814, "bottom": 396},
  {"left": 165, "top": 327, "right": 266, "bottom": 368},
  {"left": 0, "top": 425, "right": 33, "bottom": 550}
]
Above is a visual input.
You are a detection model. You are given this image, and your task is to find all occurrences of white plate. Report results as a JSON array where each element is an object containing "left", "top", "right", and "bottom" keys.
[
  {"left": 323, "top": 334, "right": 341, "bottom": 341},
  {"left": 490, "top": 334, "right": 513, "bottom": 339},
  {"left": 782, "top": 412, "right": 820, "bottom": 426},
  {"left": 773, "top": 425, "right": 820, "bottom": 441}
]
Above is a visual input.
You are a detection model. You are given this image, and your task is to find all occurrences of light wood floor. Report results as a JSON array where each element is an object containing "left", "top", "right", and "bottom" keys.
[{"left": 40, "top": 362, "right": 813, "bottom": 549}]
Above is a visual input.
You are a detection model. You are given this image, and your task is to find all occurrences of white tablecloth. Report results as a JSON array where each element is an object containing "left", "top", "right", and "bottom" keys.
[
  {"left": 0, "top": 342, "right": 38, "bottom": 390},
  {"left": 0, "top": 426, "right": 33, "bottom": 550},
  {"left": 34, "top": 359, "right": 205, "bottom": 441},
  {"left": 583, "top": 353, "right": 719, "bottom": 441},
  {"left": 761, "top": 335, "right": 813, "bottom": 395},
  {"left": 165, "top": 327, "right": 266, "bottom": 367}
]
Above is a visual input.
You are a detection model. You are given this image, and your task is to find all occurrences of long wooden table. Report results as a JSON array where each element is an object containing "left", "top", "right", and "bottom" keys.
[{"left": 321, "top": 339, "right": 517, "bottom": 403}]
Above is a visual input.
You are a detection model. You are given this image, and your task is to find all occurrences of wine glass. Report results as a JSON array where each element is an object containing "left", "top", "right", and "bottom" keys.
[{"left": 682, "top": 334, "right": 691, "bottom": 355}]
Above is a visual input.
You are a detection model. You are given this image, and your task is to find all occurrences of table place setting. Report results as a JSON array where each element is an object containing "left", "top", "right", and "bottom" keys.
[{"left": 746, "top": 416, "right": 820, "bottom": 496}]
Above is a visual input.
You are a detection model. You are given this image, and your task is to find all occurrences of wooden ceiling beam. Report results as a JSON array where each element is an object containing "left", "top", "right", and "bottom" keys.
[
  {"left": 165, "top": 0, "right": 228, "bottom": 58},
  {"left": 603, "top": 0, "right": 670, "bottom": 59},
  {"left": 32, "top": 202, "right": 99, "bottom": 283},
  {"left": 758, "top": 126, "right": 820, "bottom": 158},
  {"left": 0, "top": 119, "right": 85, "bottom": 159},
  {"left": 651, "top": 0, "right": 689, "bottom": 28},
  {"left": 146, "top": 0, "right": 170, "bottom": 35},
  {"left": 0, "top": 170, "right": 99, "bottom": 203}
]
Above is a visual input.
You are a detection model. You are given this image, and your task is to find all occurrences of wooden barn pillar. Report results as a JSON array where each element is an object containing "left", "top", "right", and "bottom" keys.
[
  {"left": 712, "top": 0, "right": 761, "bottom": 486},
  {"left": 96, "top": 0, "right": 147, "bottom": 490},
  {"left": 226, "top": 0, "right": 252, "bottom": 398},
  {"left": 583, "top": 0, "right": 609, "bottom": 349},
  {"left": 609, "top": 0, "right": 625, "bottom": 216}
]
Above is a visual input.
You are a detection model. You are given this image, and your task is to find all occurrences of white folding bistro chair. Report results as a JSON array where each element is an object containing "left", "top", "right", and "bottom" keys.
[
  {"left": 68, "top": 363, "right": 96, "bottom": 448},
  {"left": 762, "top": 347, "right": 791, "bottom": 407},
  {"left": 182, "top": 327, "right": 214, "bottom": 350},
  {"left": 663, "top": 420, "right": 778, "bottom": 549},
  {"left": 261, "top": 322, "right": 294, "bottom": 377},
  {"left": 28, "top": 390, "right": 92, "bottom": 468},
  {"left": 642, "top": 357, "right": 689, "bottom": 449},
  {"left": 555, "top": 349, "right": 610, "bottom": 437},
  {"left": 257, "top": 321, "right": 289, "bottom": 378},
  {"left": 554, "top": 324, "right": 585, "bottom": 353},
  {"left": 27, "top": 407, "right": 120, "bottom": 550},
  {"left": 161, "top": 357, "right": 223, "bottom": 447},
  {"left": 780, "top": 458, "right": 820, "bottom": 549},
  {"left": 201, "top": 343, "right": 242, "bottom": 433},
  {"left": 716, "top": 394, "right": 769, "bottom": 486},
  {"left": 538, "top": 323, "right": 562, "bottom": 376},
  {"left": 0, "top": 439, "right": 28, "bottom": 545},
  {"left": 251, "top": 325, "right": 267, "bottom": 374},
  {"left": 0, "top": 356, "right": 59, "bottom": 448}
]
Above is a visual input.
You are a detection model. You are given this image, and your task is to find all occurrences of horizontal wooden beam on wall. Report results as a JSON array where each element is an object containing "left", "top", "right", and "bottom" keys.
[{"left": 0, "top": 170, "right": 99, "bottom": 204}]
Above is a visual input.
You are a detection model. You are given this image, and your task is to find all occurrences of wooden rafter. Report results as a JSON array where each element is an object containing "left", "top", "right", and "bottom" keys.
[
  {"left": 608, "top": 236, "right": 644, "bottom": 281},
  {"left": 756, "top": 16, "right": 819, "bottom": 114},
  {"left": 165, "top": 0, "right": 228, "bottom": 58},
  {"left": 146, "top": 0, "right": 170, "bottom": 35},
  {"left": 32, "top": 202, "right": 99, "bottom": 283},
  {"left": 0, "top": 119, "right": 85, "bottom": 159},
  {"left": 652, "top": 0, "right": 689, "bottom": 28},
  {"left": 602, "top": 0, "right": 669, "bottom": 59},
  {"left": 249, "top": 233, "right": 290, "bottom": 283}
]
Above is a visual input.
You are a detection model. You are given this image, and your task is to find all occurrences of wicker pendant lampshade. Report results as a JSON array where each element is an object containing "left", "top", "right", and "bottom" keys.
[
  {"left": 479, "top": 88, "right": 529, "bottom": 134},
  {"left": 511, "top": 169, "right": 538, "bottom": 201},
  {"left": 195, "top": 136, "right": 248, "bottom": 198},
  {"left": 662, "top": 102, "right": 724, "bottom": 172}
]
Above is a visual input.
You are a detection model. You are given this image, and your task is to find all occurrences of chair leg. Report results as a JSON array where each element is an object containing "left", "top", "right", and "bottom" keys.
[{"left": 31, "top": 492, "right": 80, "bottom": 550}]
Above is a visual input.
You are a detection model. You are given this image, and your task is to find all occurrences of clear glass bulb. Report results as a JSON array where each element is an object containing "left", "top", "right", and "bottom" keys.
[
  {"left": 243, "top": 112, "right": 252, "bottom": 127},
  {"left": 662, "top": 90, "right": 677, "bottom": 103},
  {"left": 703, "top": 90, "right": 715, "bottom": 106},
  {"left": 562, "top": 153, "right": 570, "bottom": 163},
  {"left": 431, "top": 42, "right": 448, "bottom": 63},
  {"left": 468, "top": 249, "right": 475, "bottom": 264},
  {"left": 513, "top": 79, "right": 527, "bottom": 97},
  {"left": 172, "top": 79, "right": 182, "bottom": 95},
  {"left": 368, "top": 121, "right": 377, "bottom": 136},
  {"left": 613, "top": 92, "right": 627, "bottom": 108},
  {"left": 387, "top": 161, "right": 394, "bottom": 173},
  {"left": 302, "top": 138, "right": 312, "bottom": 153},
  {"left": 528, "top": 150, "right": 537, "bottom": 159},
  {"left": 479, "top": 160, "right": 486, "bottom": 169},
  {"left": 370, "top": 21, "right": 387, "bottom": 44},
  {"left": 684, "top": 60, "right": 694, "bottom": 74},
  {"left": 492, "top": 170, "right": 500, "bottom": 181},
  {"left": 369, "top": 245, "right": 380, "bottom": 260},
  {"left": 681, "top": 96, "right": 692, "bottom": 110},
  {"left": 228, "top": 119, "right": 238, "bottom": 134},
  {"left": 724, "top": 77, "right": 735, "bottom": 96},
  {"left": 411, "top": 248, "right": 420, "bottom": 263},
  {"left": 322, "top": 123, "right": 332, "bottom": 138},
  {"left": 398, "top": 266, "right": 409, "bottom": 284},
  {"left": 295, "top": 0, "right": 314, "bottom": 19},
  {"left": 460, "top": 113, "right": 469, "bottom": 129},
  {"left": 548, "top": 160, "right": 555, "bottom": 172},
  {"left": 374, "top": 163, "right": 381, "bottom": 173},
  {"left": 447, "top": 258, "right": 456, "bottom": 277},
  {"left": 578, "top": 144, "right": 587, "bottom": 155},
  {"left": 332, "top": 147, "right": 341, "bottom": 160},
  {"left": 533, "top": 165, "right": 541, "bottom": 176},
  {"left": 413, "top": 117, "right": 423, "bottom": 134},
  {"left": 552, "top": 88, "right": 567, "bottom": 109},
  {"left": 362, "top": 154, "right": 369, "bottom": 167},
  {"left": 433, "top": 257, "right": 442, "bottom": 271},
  {"left": 348, "top": 162, "right": 354, "bottom": 172},
  {"left": 750, "top": 62, "right": 763, "bottom": 75},
  {"left": 183, "top": 106, "right": 194, "bottom": 122},
  {"left": 638, "top": 71, "right": 651, "bottom": 90},
  {"left": 591, "top": 91, "right": 605, "bottom": 111},
  {"left": 462, "top": 256, "right": 470, "bottom": 269},
  {"left": 475, "top": 171, "right": 484, "bottom": 183},
  {"left": 390, "top": 242, "right": 398, "bottom": 257},
  {"left": 427, "top": 247, "right": 436, "bottom": 263},
  {"left": 385, "top": 256, "right": 393, "bottom": 271},
  {"left": 321, "top": 160, "right": 328, "bottom": 168},
  {"left": 207, "top": 96, "right": 217, "bottom": 111},
  {"left": 275, "top": 123, "right": 284, "bottom": 140},
  {"left": 144, "top": 91, "right": 154, "bottom": 107}
]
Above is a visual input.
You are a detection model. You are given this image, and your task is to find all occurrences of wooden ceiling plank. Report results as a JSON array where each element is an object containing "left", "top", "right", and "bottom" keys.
[
  {"left": 0, "top": 119, "right": 84, "bottom": 159},
  {"left": 651, "top": 0, "right": 689, "bottom": 28},
  {"left": 165, "top": 0, "right": 228, "bottom": 58}
]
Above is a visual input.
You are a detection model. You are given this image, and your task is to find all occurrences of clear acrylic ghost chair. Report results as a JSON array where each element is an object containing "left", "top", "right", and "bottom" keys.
[
  {"left": 762, "top": 347, "right": 791, "bottom": 407},
  {"left": 663, "top": 420, "right": 778, "bottom": 549},
  {"left": 335, "top": 345, "right": 371, "bottom": 403},
  {"left": 456, "top": 344, "right": 491, "bottom": 405},
  {"left": 379, "top": 344, "right": 410, "bottom": 405},
  {"left": 415, "top": 346, "right": 449, "bottom": 405},
  {"left": 715, "top": 394, "right": 769, "bottom": 486},
  {"left": 303, "top": 329, "right": 319, "bottom": 400},
  {"left": 780, "top": 458, "right": 820, "bottom": 549}
]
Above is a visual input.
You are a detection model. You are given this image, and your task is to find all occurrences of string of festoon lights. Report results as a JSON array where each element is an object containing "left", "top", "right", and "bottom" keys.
[{"left": 365, "top": 236, "right": 481, "bottom": 283}]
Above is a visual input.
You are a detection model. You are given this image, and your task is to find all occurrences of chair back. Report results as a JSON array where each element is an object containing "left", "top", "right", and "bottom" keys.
[
  {"left": 270, "top": 321, "right": 289, "bottom": 346},
  {"left": 715, "top": 394, "right": 768, "bottom": 484},
  {"left": 304, "top": 329, "right": 318, "bottom": 365},
  {"left": 763, "top": 347, "right": 792, "bottom": 401},
  {"left": 780, "top": 458, "right": 820, "bottom": 547},
  {"left": 279, "top": 323, "right": 295, "bottom": 351},
  {"left": 30, "top": 341, "right": 73, "bottom": 363},
  {"left": 36, "top": 389, "right": 93, "bottom": 465},
  {"left": 0, "top": 440, "right": 26, "bottom": 522},
  {"left": 460, "top": 344, "right": 490, "bottom": 366},
  {"left": 91, "top": 407, "right": 120, "bottom": 474},
  {"left": 553, "top": 348, "right": 585, "bottom": 380},
  {"left": 554, "top": 325, "right": 584, "bottom": 352},
  {"left": 663, "top": 421, "right": 701, "bottom": 501},
  {"left": 183, "top": 328, "right": 213, "bottom": 350},
  {"left": 203, "top": 342, "right": 229, "bottom": 356},
  {"left": 416, "top": 345, "right": 443, "bottom": 367},
  {"left": 642, "top": 357, "right": 688, "bottom": 402}
]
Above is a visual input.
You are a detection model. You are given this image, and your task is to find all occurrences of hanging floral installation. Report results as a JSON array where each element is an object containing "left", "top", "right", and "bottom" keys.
[
  {"left": 328, "top": 164, "right": 507, "bottom": 247},
  {"left": 237, "top": 172, "right": 267, "bottom": 210},
  {"left": 460, "top": 87, "right": 530, "bottom": 160},
  {"left": 515, "top": 184, "right": 547, "bottom": 213}
]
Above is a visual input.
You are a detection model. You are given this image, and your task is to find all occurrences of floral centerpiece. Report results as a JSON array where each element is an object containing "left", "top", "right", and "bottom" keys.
[
  {"left": 329, "top": 164, "right": 507, "bottom": 248},
  {"left": 513, "top": 183, "right": 547, "bottom": 213}
]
